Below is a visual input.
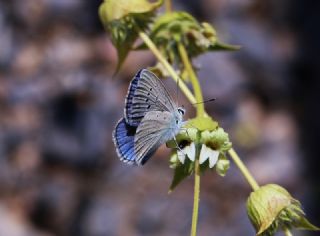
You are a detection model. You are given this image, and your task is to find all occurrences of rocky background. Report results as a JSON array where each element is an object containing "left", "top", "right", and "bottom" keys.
[{"left": 0, "top": 0, "right": 319, "bottom": 235}]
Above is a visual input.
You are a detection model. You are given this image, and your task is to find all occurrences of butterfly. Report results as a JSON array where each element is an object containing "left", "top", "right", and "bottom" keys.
[{"left": 112, "top": 69, "right": 185, "bottom": 165}]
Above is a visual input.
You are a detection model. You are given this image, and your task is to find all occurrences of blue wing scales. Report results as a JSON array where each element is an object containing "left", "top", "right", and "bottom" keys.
[{"left": 112, "top": 118, "right": 137, "bottom": 164}]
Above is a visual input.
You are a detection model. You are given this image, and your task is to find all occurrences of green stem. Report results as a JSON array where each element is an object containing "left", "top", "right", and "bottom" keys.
[
  {"left": 138, "top": 15, "right": 268, "bottom": 197},
  {"left": 138, "top": 31, "right": 196, "bottom": 104},
  {"left": 228, "top": 148, "right": 259, "bottom": 191},
  {"left": 191, "top": 157, "right": 200, "bottom": 236},
  {"left": 139, "top": 29, "right": 273, "bottom": 235},
  {"left": 283, "top": 227, "right": 293, "bottom": 236},
  {"left": 177, "top": 42, "right": 205, "bottom": 117},
  {"left": 164, "top": 0, "right": 172, "bottom": 12},
  {"left": 140, "top": 30, "right": 260, "bottom": 190}
]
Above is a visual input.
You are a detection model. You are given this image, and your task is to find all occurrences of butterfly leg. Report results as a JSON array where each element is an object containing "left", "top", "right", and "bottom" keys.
[
  {"left": 171, "top": 132, "right": 188, "bottom": 158},
  {"left": 172, "top": 134, "right": 183, "bottom": 152}
]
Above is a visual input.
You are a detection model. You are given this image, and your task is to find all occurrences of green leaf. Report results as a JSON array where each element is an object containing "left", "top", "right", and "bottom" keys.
[
  {"left": 108, "top": 19, "right": 139, "bottom": 73},
  {"left": 169, "top": 158, "right": 194, "bottom": 192},
  {"left": 209, "top": 41, "right": 241, "bottom": 51},
  {"left": 293, "top": 216, "right": 320, "bottom": 231}
]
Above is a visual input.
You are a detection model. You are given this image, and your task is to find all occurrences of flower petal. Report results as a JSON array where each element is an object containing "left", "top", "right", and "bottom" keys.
[
  {"left": 177, "top": 150, "right": 186, "bottom": 164},
  {"left": 185, "top": 142, "right": 195, "bottom": 161},
  {"left": 199, "top": 144, "right": 209, "bottom": 164},
  {"left": 209, "top": 150, "right": 219, "bottom": 168},
  {"left": 199, "top": 144, "right": 219, "bottom": 168}
]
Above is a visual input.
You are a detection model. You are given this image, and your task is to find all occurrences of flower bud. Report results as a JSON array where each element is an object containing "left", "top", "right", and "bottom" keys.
[{"left": 247, "top": 184, "right": 319, "bottom": 235}]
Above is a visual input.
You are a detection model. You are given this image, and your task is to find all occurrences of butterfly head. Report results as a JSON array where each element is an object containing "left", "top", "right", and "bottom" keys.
[
  {"left": 174, "top": 107, "right": 185, "bottom": 126},
  {"left": 177, "top": 107, "right": 185, "bottom": 115}
]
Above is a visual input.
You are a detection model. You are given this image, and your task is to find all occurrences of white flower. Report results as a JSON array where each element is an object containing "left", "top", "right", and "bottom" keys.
[
  {"left": 177, "top": 142, "right": 195, "bottom": 164},
  {"left": 199, "top": 144, "right": 219, "bottom": 168}
]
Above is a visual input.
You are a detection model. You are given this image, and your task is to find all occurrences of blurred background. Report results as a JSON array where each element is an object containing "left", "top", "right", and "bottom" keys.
[{"left": 0, "top": 0, "right": 319, "bottom": 235}]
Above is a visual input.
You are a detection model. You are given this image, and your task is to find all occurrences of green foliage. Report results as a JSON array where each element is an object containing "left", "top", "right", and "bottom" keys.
[
  {"left": 169, "top": 155, "right": 194, "bottom": 192},
  {"left": 99, "top": 0, "right": 162, "bottom": 73},
  {"left": 136, "top": 11, "right": 240, "bottom": 79},
  {"left": 99, "top": 1, "right": 319, "bottom": 235},
  {"left": 247, "top": 184, "right": 319, "bottom": 235},
  {"left": 168, "top": 125, "right": 232, "bottom": 191},
  {"left": 185, "top": 116, "right": 218, "bottom": 131}
]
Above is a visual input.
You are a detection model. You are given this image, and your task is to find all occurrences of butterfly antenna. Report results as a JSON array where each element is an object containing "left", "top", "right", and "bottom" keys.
[
  {"left": 192, "top": 98, "right": 216, "bottom": 105},
  {"left": 176, "top": 73, "right": 180, "bottom": 105}
]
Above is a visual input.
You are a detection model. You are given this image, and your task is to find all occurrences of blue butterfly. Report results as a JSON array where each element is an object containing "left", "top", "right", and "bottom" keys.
[{"left": 113, "top": 69, "right": 185, "bottom": 165}]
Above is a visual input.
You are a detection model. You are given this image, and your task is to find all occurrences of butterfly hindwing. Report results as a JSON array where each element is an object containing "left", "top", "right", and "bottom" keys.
[
  {"left": 125, "top": 69, "right": 176, "bottom": 126},
  {"left": 134, "top": 111, "right": 178, "bottom": 165},
  {"left": 112, "top": 118, "right": 137, "bottom": 165}
]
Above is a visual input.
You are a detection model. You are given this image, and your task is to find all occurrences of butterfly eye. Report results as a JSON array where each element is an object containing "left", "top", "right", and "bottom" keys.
[
  {"left": 176, "top": 119, "right": 178, "bottom": 124},
  {"left": 178, "top": 108, "right": 185, "bottom": 115}
]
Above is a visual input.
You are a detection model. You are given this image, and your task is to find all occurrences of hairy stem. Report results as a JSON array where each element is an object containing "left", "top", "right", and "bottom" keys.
[
  {"left": 177, "top": 42, "right": 205, "bottom": 117},
  {"left": 139, "top": 31, "right": 196, "bottom": 104},
  {"left": 191, "top": 157, "right": 200, "bottom": 236},
  {"left": 228, "top": 148, "right": 259, "bottom": 191}
]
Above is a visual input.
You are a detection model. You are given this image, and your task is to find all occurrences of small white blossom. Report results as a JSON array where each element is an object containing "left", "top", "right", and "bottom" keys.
[
  {"left": 199, "top": 144, "right": 219, "bottom": 168},
  {"left": 177, "top": 142, "right": 195, "bottom": 164}
]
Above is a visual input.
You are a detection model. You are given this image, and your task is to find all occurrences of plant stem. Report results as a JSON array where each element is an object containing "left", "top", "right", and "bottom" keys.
[
  {"left": 140, "top": 31, "right": 203, "bottom": 236},
  {"left": 191, "top": 157, "right": 200, "bottom": 236},
  {"left": 139, "top": 28, "right": 276, "bottom": 235},
  {"left": 139, "top": 30, "right": 261, "bottom": 192},
  {"left": 228, "top": 148, "right": 259, "bottom": 191},
  {"left": 139, "top": 31, "right": 196, "bottom": 104},
  {"left": 177, "top": 42, "right": 205, "bottom": 117},
  {"left": 284, "top": 227, "right": 293, "bottom": 236},
  {"left": 164, "top": 0, "right": 172, "bottom": 12}
]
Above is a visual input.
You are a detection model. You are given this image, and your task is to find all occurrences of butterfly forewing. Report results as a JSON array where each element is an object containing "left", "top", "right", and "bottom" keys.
[{"left": 125, "top": 69, "right": 176, "bottom": 126}]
